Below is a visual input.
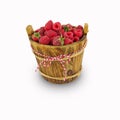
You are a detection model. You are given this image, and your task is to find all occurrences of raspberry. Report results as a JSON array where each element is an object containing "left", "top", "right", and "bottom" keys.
[
  {"left": 31, "top": 21, "right": 84, "bottom": 45},
  {"left": 32, "top": 32, "right": 40, "bottom": 42},
  {"left": 53, "top": 22, "right": 62, "bottom": 31},
  {"left": 45, "top": 20, "right": 53, "bottom": 30},
  {"left": 64, "top": 24, "right": 73, "bottom": 31},
  {"left": 49, "top": 36, "right": 56, "bottom": 45},
  {"left": 34, "top": 27, "right": 45, "bottom": 36},
  {"left": 73, "top": 28, "right": 83, "bottom": 38},
  {"left": 52, "top": 36, "right": 64, "bottom": 46},
  {"left": 39, "top": 27, "right": 45, "bottom": 36},
  {"left": 49, "top": 38, "right": 54, "bottom": 45},
  {"left": 77, "top": 25, "right": 83, "bottom": 30},
  {"left": 64, "top": 32, "right": 73, "bottom": 39},
  {"left": 74, "top": 36, "right": 79, "bottom": 42},
  {"left": 39, "top": 36, "right": 50, "bottom": 45},
  {"left": 59, "top": 29, "right": 65, "bottom": 36},
  {"left": 63, "top": 25, "right": 69, "bottom": 32},
  {"left": 44, "top": 30, "right": 57, "bottom": 38},
  {"left": 66, "top": 24, "right": 73, "bottom": 31},
  {"left": 64, "top": 38, "right": 73, "bottom": 45}
]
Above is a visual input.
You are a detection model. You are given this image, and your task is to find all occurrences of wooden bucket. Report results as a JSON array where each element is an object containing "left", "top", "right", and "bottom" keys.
[{"left": 26, "top": 23, "right": 88, "bottom": 84}]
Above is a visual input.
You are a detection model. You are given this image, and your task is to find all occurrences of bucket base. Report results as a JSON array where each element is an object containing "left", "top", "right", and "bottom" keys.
[
  {"left": 40, "top": 67, "right": 82, "bottom": 84},
  {"left": 42, "top": 76, "right": 79, "bottom": 84}
]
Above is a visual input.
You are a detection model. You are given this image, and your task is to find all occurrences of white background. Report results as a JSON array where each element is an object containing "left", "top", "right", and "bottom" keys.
[{"left": 0, "top": 0, "right": 120, "bottom": 120}]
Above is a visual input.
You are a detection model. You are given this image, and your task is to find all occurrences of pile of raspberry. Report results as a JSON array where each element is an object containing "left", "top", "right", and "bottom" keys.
[{"left": 31, "top": 20, "right": 84, "bottom": 46}]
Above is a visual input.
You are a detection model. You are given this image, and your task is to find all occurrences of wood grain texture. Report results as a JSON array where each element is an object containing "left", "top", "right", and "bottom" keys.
[{"left": 26, "top": 24, "right": 88, "bottom": 84}]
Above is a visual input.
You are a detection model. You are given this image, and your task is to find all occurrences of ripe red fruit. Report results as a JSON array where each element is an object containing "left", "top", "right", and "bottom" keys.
[
  {"left": 45, "top": 20, "right": 53, "bottom": 30},
  {"left": 44, "top": 30, "right": 57, "bottom": 38},
  {"left": 64, "top": 32, "right": 73, "bottom": 39},
  {"left": 63, "top": 25, "right": 69, "bottom": 32},
  {"left": 39, "top": 36, "right": 50, "bottom": 45},
  {"left": 52, "top": 36, "right": 64, "bottom": 46},
  {"left": 49, "top": 38, "right": 54, "bottom": 45},
  {"left": 77, "top": 25, "right": 83, "bottom": 30},
  {"left": 73, "top": 28, "right": 83, "bottom": 38},
  {"left": 31, "top": 21, "right": 84, "bottom": 45},
  {"left": 63, "top": 24, "right": 73, "bottom": 32},
  {"left": 53, "top": 22, "right": 62, "bottom": 31},
  {"left": 59, "top": 29, "right": 65, "bottom": 36},
  {"left": 32, "top": 32, "right": 40, "bottom": 42},
  {"left": 39, "top": 27, "right": 45, "bottom": 36},
  {"left": 34, "top": 27, "right": 45, "bottom": 36},
  {"left": 74, "top": 36, "right": 79, "bottom": 42},
  {"left": 64, "top": 38, "right": 73, "bottom": 45},
  {"left": 66, "top": 24, "right": 73, "bottom": 31}
]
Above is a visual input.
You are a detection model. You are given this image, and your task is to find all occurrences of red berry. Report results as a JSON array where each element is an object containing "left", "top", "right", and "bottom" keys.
[
  {"left": 35, "top": 27, "right": 45, "bottom": 36},
  {"left": 49, "top": 36, "right": 56, "bottom": 45},
  {"left": 74, "top": 36, "right": 79, "bottom": 42},
  {"left": 44, "top": 30, "right": 57, "bottom": 38},
  {"left": 73, "top": 28, "right": 83, "bottom": 38},
  {"left": 39, "top": 27, "right": 45, "bottom": 36},
  {"left": 64, "top": 38, "right": 73, "bottom": 45},
  {"left": 64, "top": 32, "right": 73, "bottom": 39},
  {"left": 63, "top": 25, "right": 69, "bottom": 32},
  {"left": 32, "top": 32, "right": 40, "bottom": 42},
  {"left": 53, "top": 22, "right": 62, "bottom": 31},
  {"left": 39, "top": 36, "right": 50, "bottom": 45},
  {"left": 45, "top": 20, "right": 53, "bottom": 30},
  {"left": 59, "top": 29, "right": 65, "bottom": 36},
  {"left": 52, "top": 36, "right": 64, "bottom": 46},
  {"left": 63, "top": 24, "right": 73, "bottom": 32},
  {"left": 49, "top": 38, "right": 54, "bottom": 45},
  {"left": 77, "top": 25, "right": 83, "bottom": 30},
  {"left": 66, "top": 24, "right": 73, "bottom": 31}
]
